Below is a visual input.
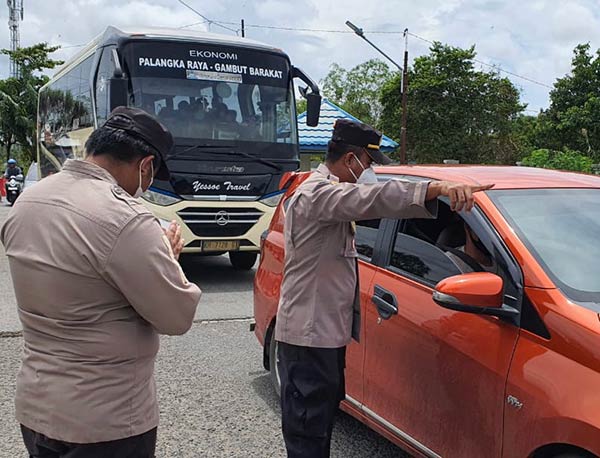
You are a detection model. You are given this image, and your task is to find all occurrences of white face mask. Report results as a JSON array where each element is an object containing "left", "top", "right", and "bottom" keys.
[
  {"left": 133, "top": 159, "right": 154, "bottom": 199},
  {"left": 348, "top": 153, "right": 378, "bottom": 184}
]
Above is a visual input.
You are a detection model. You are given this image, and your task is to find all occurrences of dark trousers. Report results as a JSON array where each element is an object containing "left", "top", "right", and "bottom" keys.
[
  {"left": 21, "top": 425, "right": 157, "bottom": 458},
  {"left": 277, "top": 341, "right": 346, "bottom": 458}
]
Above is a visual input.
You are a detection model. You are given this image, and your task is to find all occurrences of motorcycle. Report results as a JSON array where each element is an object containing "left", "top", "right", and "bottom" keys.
[{"left": 5, "top": 173, "right": 24, "bottom": 205}]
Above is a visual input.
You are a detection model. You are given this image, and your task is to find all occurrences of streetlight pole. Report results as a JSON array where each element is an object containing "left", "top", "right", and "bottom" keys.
[
  {"left": 400, "top": 29, "right": 408, "bottom": 165},
  {"left": 345, "top": 21, "right": 408, "bottom": 164}
]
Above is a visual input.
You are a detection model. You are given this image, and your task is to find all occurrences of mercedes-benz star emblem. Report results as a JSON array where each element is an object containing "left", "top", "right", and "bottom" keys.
[{"left": 215, "top": 210, "right": 230, "bottom": 226}]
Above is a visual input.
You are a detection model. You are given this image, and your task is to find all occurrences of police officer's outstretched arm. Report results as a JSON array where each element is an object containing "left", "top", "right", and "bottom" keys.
[
  {"left": 309, "top": 180, "right": 493, "bottom": 224},
  {"left": 103, "top": 214, "right": 201, "bottom": 335},
  {"left": 309, "top": 179, "right": 434, "bottom": 224}
]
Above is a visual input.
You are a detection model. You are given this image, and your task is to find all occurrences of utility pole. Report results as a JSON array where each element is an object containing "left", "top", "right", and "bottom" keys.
[
  {"left": 241, "top": 19, "right": 245, "bottom": 37},
  {"left": 400, "top": 29, "right": 409, "bottom": 165},
  {"left": 7, "top": 0, "right": 24, "bottom": 78},
  {"left": 345, "top": 21, "right": 408, "bottom": 163}
]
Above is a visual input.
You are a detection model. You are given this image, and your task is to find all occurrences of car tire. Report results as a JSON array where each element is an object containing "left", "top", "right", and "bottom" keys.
[
  {"left": 268, "top": 332, "right": 281, "bottom": 397},
  {"left": 229, "top": 251, "right": 257, "bottom": 270}
]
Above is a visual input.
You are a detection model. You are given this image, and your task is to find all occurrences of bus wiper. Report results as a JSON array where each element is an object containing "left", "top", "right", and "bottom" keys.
[{"left": 171, "top": 144, "right": 283, "bottom": 171}]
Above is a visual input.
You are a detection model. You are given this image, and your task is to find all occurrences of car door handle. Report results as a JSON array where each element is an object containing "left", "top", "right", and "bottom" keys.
[{"left": 372, "top": 285, "right": 398, "bottom": 320}]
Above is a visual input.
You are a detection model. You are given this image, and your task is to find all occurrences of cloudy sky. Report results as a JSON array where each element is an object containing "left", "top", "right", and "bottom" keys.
[{"left": 1, "top": 0, "right": 599, "bottom": 113}]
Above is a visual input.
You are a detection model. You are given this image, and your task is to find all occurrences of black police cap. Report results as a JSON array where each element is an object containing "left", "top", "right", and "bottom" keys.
[
  {"left": 331, "top": 118, "right": 392, "bottom": 165},
  {"left": 104, "top": 107, "right": 173, "bottom": 180}
]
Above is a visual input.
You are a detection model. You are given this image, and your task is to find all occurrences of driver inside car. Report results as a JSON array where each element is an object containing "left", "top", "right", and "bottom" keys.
[{"left": 439, "top": 220, "right": 498, "bottom": 274}]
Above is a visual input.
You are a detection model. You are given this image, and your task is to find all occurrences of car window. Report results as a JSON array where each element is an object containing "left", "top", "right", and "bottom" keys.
[
  {"left": 387, "top": 200, "right": 505, "bottom": 287},
  {"left": 355, "top": 219, "right": 381, "bottom": 263},
  {"left": 389, "top": 231, "right": 462, "bottom": 285}
]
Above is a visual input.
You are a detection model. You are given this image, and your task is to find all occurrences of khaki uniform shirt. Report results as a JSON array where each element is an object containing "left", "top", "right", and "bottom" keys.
[
  {"left": 275, "top": 164, "right": 436, "bottom": 348},
  {"left": 0, "top": 160, "right": 201, "bottom": 443}
]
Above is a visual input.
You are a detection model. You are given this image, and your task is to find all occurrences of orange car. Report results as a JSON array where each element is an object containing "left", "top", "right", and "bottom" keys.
[{"left": 253, "top": 165, "right": 600, "bottom": 458}]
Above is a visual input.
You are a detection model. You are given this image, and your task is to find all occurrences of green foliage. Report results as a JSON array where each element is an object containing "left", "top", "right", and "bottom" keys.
[
  {"left": 0, "top": 43, "right": 63, "bottom": 162},
  {"left": 296, "top": 98, "right": 307, "bottom": 115},
  {"left": 380, "top": 43, "right": 524, "bottom": 164},
  {"left": 321, "top": 59, "right": 397, "bottom": 127},
  {"left": 521, "top": 148, "right": 593, "bottom": 173},
  {"left": 536, "top": 44, "right": 600, "bottom": 159},
  {"left": 510, "top": 115, "right": 540, "bottom": 154}
]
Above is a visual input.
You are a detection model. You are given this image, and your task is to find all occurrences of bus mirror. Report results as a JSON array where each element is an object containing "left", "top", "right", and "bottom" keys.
[
  {"left": 306, "top": 92, "right": 321, "bottom": 127},
  {"left": 109, "top": 77, "right": 129, "bottom": 111}
]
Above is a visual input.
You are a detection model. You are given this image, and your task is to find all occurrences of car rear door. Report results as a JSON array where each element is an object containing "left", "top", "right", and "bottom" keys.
[
  {"left": 346, "top": 218, "right": 388, "bottom": 406},
  {"left": 361, "top": 203, "right": 522, "bottom": 457}
]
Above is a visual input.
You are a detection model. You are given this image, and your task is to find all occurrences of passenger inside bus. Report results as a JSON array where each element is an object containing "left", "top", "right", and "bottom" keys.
[
  {"left": 240, "top": 115, "right": 261, "bottom": 140},
  {"left": 148, "top": 89, "right": 273, "bottom": 142}
]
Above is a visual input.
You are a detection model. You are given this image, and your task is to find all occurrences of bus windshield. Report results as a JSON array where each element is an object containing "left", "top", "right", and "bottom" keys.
[{"left": 122, "top": 41, "right": 297, "bottom": 147}]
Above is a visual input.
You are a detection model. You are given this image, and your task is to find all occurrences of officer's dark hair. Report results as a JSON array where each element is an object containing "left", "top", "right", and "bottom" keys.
[
  {"left": 325, "top": 140, "right": 364, "bottom": 163},
  {"left": 85, "top": 121, "right": 155, "bottom": 163}
]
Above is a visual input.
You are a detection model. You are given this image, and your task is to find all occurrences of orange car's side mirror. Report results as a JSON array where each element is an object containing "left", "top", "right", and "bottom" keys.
[{"left": 433, "top": 272, "right": 519, "bottom": 318}]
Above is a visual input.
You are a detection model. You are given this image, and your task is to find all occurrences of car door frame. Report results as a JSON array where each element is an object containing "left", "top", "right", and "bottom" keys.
[
  {"left": 359, "top": 195, "right": 526, "bottom": 457},
  {"left": 345, "top": 217, "right": 398, "bottom": 410}
]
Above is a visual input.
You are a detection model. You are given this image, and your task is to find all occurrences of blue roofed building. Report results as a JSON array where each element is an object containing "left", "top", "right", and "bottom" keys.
[{"left": 297, "top": 98, "right": 398, "bottom": 170}]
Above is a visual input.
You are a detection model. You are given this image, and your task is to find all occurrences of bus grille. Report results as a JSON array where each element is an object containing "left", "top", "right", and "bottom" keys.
[{"left": 177, "top": 207, "right": 265, "bottom": 237}]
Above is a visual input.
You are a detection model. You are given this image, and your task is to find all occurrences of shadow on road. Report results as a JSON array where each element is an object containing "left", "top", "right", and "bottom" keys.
[
  {"left": 250, "top": 372, "right": 278, "bottom": 412},
  {"left": 180, "top": 254, "right": 256, "bottom": 293},
  {"left": 249, "top": 371, "right": 408, "bottom": 457}
]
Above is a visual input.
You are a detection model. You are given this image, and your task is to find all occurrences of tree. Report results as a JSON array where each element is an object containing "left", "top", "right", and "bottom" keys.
[
  {"left": 379, "top": 43, "right": 525, "bottom": 164},
  {"left": 509, "top": 114, "right": 542, "bottom": 157},
  {"left": 321, "top": 59, "right": 397, "bottom": 127},
  {"left": 521, "top": 148, "right": 593, "bottom": 173},
  {"left": 296, "top": 98, "right": 307, "bottom": 115},
  {"left": 0, "top": 43, "right": 63, "bottom": 163},
  {"left": 536, "top": 44, "right": 600, "bottom": 159}
]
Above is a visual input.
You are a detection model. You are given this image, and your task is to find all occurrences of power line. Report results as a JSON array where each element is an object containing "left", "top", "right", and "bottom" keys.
[
  {"left": 406, "top": 31, "right": 553, "bottom": 89},
  {"left": 209, "top": 20, "right": 552, "bottom": 90},
  {"left": 213, "top": 20, "right": 389, "bottom": 34},
  {"left": 189, "top": 19, "right": 541, "bottom": 114},
  {"left": 179, "top": 20, "right": 210, "bottom": 29},
  {"left": 177, "top": 0, "right": 239, "bottom": 34}
]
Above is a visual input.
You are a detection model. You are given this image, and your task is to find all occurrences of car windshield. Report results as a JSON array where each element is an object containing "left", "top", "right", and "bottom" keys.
[{"left": 489, "top": 188, "right": 600, "bottom": 307}]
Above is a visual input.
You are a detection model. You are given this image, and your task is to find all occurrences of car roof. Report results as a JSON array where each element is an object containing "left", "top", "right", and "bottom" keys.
[{"left": 374, "top": 165, "right": 600, "bottom": 190}]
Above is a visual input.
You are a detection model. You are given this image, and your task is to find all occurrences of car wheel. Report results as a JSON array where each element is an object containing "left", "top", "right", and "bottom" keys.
[
  {"left": 229, "top": 251, "right": 257, "bottom": 270},
  {"left": 268, "top": 332, "right": 281, "bottom": 397}
]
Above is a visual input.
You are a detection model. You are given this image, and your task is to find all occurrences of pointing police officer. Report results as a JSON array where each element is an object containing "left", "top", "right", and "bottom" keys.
[
  {"left": 275, "top": 118, "right": 493, "bottom": 458},
  {"left": 1, "top": 107, "right": 201, "bottom": 457}
]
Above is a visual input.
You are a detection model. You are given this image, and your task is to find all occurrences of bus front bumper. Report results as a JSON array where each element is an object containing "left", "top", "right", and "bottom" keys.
[{"left": 142, "top": 199, "right": 275, "bottom": 254}]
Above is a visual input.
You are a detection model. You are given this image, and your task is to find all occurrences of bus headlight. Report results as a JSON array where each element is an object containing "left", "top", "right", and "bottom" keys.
[
  {"left": 260, "top": 191, "right": 285, "bottom": 207},
  {"left": 142, "top": 189, "right": 182, "bottom": 206}
]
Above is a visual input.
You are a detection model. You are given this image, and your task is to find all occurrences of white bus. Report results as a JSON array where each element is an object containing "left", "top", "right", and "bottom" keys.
[{"left": 37, "top": 26, "right": 321, "bottom": 269}]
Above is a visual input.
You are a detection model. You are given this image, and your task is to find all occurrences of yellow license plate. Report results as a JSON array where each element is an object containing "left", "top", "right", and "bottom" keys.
[{"left": 202, "top": 241, "right": 240, "bottom": 252}]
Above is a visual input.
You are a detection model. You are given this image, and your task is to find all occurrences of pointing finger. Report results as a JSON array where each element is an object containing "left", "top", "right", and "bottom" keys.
[
  {"left": 471, "top": 184, "right": 494, "bottom": 192},
  {"left": 464, "top": 186, "right": 474, "bottom": 212}
]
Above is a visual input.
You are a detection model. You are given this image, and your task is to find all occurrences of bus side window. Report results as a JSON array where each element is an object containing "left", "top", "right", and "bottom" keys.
[{"left": 95, "top": 47, "right": 116, "bottom": 124}]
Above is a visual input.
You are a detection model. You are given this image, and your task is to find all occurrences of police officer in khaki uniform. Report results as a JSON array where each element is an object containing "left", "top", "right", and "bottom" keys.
[
  {"left": 275, "top": 119, "right": 492, "bottom": 457},
  {"left": 0, "top": 107, "right": 202, "bottom": 457}
]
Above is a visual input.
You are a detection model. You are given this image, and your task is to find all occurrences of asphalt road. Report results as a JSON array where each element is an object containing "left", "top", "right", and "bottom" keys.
[{"left": 0, "top": 202, "right": 407, "bottom": 457}]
